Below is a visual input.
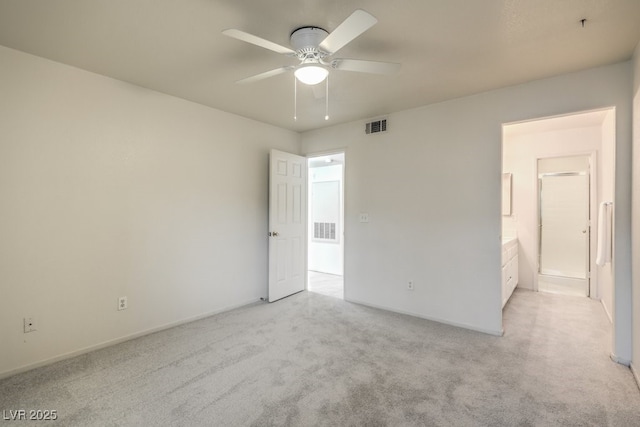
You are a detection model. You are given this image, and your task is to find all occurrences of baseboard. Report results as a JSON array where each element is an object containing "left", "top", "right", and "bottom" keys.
[
  {"left": 600, "top": 299, "right": 613, "bottom": 324},
  {"left": 345, "top": 297, "right": 503, "bottom": 336},
  {"left": 631, "top": 363, "right": 640, "bottom": 391},
  {"left": 0, "top": 297, "right": 262, "bottom": 381},
  {"left": 610, "top": 353, "right": 631, "bottom": 367}
]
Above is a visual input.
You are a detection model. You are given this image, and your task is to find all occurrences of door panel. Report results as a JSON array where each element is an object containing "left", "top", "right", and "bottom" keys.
[{"left": 269, "top": 150, "right": 307, "bottom": 302}]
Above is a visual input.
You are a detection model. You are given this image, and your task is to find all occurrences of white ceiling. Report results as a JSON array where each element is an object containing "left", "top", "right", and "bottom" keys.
[{"left": 1, "top": 0, "right": 639, "bottom": 133}]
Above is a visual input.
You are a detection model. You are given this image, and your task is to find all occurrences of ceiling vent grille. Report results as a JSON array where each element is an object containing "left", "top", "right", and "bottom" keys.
[{"left": 365, "top": 118, "right": 387, "bottom": 135}]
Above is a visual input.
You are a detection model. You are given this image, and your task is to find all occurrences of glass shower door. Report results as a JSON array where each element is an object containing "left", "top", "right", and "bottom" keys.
[{"left": 539, "top": 172, "right": 589, "bottom": 294}]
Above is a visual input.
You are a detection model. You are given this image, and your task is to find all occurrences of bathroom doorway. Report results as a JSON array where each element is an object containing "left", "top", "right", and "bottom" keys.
[
  {"left": 502, "top": 107, "right": 616, "bottom": 359},
  {"left": 307, "top": 152, "right": 345, "bottom": 299},
  {"left": 502, "top": 107, "right": 615, "bottom": 307}
]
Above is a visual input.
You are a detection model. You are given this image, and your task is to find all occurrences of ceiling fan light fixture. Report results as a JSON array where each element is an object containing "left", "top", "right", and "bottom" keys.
[{"left": 294, "top": 64, "right": 328, "bottom": 85}]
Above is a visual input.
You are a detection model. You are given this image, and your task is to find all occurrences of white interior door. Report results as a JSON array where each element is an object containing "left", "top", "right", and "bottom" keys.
[
  {"left": 268, "top": 149, "right": 307, "bottom": 302},
  {"left": 539, "top": 173, "right": 589, "bottom": 289}
]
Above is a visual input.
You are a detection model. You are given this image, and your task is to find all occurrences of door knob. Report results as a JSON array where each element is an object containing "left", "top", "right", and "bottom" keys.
[{"left": 582, "top": 230, "right": 587, "bottom": 234}]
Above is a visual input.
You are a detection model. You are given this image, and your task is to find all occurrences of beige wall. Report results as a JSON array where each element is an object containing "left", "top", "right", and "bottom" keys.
[
  {"left": 0, "top": 46, "right": 299, "bottom": 377},
  {"left": 631, "top": 40, "right": 640, "bottom": 381}
]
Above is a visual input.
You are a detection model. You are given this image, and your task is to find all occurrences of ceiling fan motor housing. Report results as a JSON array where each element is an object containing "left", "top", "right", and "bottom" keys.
[{"left": 290, "top": 26, "right": 329, "bottom": 57}]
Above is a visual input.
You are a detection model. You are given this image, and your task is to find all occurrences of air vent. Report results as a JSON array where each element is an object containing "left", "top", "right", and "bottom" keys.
[
  {"left": 314, "top": 222, "right": 336, "bottom": 240},
  {"left": 365, "top": 119, "right": 387, "bottom": 135}
]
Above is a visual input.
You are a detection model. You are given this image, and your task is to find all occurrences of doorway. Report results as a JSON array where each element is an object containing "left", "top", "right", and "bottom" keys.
[
  {"left": 502, "top": 107, "right": 616, "bottom": 333},
  {"left": 538, "top": 156, "right": 591, "bottom": 297},
  {"left": 307, "top": 152, "right": 345, "bottom": 299}
]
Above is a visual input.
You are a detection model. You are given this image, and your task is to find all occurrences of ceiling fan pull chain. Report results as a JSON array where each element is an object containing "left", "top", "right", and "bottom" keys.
[
  {"left": 325, "top": 74, "right": 329, "bottom": 121},
  {"left": 294, "top": 75, "right": 298, "bottom": 121}
]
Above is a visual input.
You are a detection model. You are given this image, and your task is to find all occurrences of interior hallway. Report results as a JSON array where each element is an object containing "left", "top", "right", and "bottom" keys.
[{"left": 307, "top": 270, "right": 343, "bottom": 299}]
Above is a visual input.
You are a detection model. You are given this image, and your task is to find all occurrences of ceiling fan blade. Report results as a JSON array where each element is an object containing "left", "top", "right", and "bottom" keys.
[
  {"left": 222, "top": 29, "right": 295, "bottom": 55},
  {"left": 319, "top": 9, "right": 378, "bottom": 54},
  {"left": 332, "top": 59, "right": 400, "bottom": 75},
  {"left": 236, "top": 66, "right": 293, "bottom": 84}
]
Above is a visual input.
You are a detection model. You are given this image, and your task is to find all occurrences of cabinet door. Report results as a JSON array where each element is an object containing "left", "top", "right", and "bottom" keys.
[
  {"left": 510, "top": 255, "right": 518, "bottom": 291},
  {"left": 502, "top": 264, "right": 509, "bottom": 307}
]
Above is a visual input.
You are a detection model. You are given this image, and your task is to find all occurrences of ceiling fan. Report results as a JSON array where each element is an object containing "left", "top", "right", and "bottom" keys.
[{"left": 222, "top": 9, "right": 400, "bottom": 86}]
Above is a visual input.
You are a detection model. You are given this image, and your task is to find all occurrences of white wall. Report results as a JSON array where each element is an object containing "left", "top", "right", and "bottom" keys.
[
  {"left": 600, "top": 110, "right": 617, "bottom": 324},
  {"left": 0, "top": 46, "right": 300, "bottom": 377},
  {"left": 631, "top": 40, "right": 640, "bottom": 382},
  {"left": 537, "top": 155, "right": 589, "bottom": 173},
  {"left": 301, "top": 62, "right": 633, "bottom": 358}
]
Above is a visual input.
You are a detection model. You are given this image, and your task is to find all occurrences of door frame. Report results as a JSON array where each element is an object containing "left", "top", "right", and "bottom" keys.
[
  {"left": 305, "top": 149, "right": 347, "bottom": 295},
  {"left": 533, "top": 151, "right": 598, "bottom": 298}
]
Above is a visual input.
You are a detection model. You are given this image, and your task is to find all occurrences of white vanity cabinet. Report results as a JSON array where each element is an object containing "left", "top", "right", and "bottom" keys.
[{"left": 502, "top": 238, "right": 518, "bottom": 308}]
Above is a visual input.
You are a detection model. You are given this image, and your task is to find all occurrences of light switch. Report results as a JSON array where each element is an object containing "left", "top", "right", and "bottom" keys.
[{"left": 359, "top": 213, "right": 369, "bottom": 223}]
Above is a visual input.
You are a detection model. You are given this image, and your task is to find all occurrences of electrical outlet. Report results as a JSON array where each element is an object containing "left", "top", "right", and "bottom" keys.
[
  {"left": 118, "top": 296, "right": 128, "bottom": 311},
  {"left": 407, "top": 281, "right": 414, "bottom": 291},
  {"left": 23, "top": 317, "right": 36, "bottom": 333},
  {"left": 359, "top": 213, "right": 369, "bottom": 223}
]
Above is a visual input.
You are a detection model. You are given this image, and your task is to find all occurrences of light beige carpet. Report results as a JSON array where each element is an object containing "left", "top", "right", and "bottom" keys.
[{"left": 1, "top": 289, "right": 639, "bottom": 426}]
